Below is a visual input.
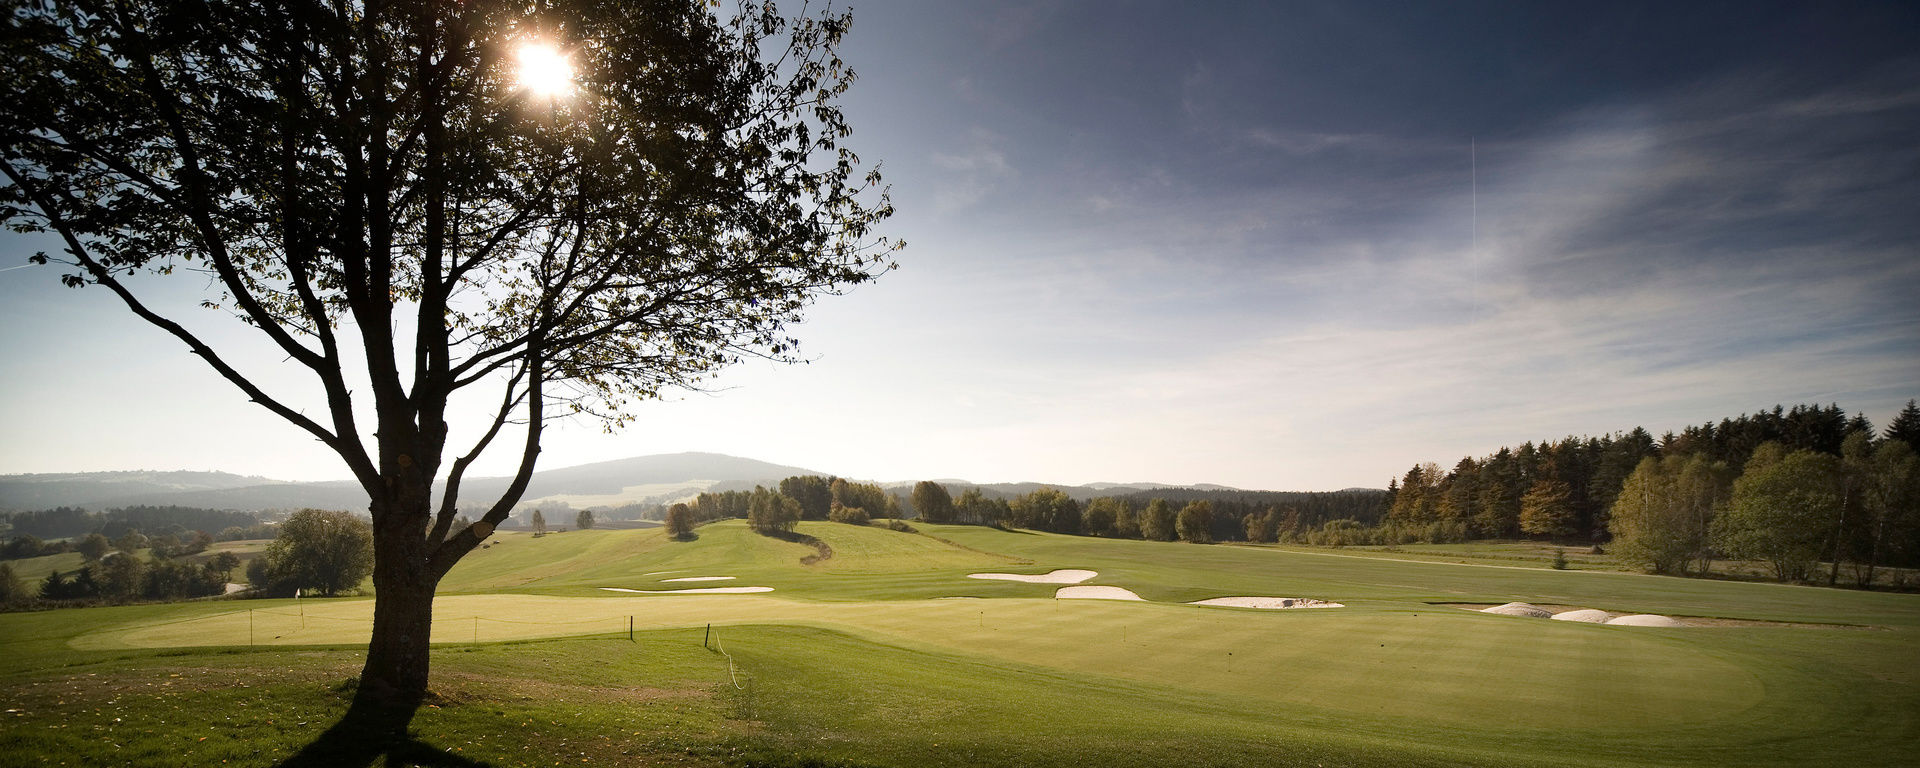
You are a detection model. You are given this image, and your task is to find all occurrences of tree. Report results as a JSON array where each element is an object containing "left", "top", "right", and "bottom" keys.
[
  {"left": 1141, "top": 499, "right": 1177, "bottom": 542},
  {"left": 780, "top": 476, "right": 835, "bottom": 521},
  {"left": 1518, "top": 479, "right": 1576, "bottom": 539},
  {"left": 1474, "top": 448, "right": 1522, "bottom": 538},
  {"left": 112, "top": 531, "right": 148, "bottom": 555},
  {"left": 1176, "top": 501, "right": 1213, "bottom": 544},
  {"left": 1010, "top": 488, "right": 1080, "bottom": 534},
  {"left": 827, "top": 502, "right": 870, "bottom": 525},
  {"left": 76, "top": 533, "right": 110, "bottom": 562},
  {"left": 1112, "top": 504, "right": 1141, "bottom": 539},
  {"left": 1885, "top": 400, "right": 1920, "bottom": 454},
  {"left": 747, "top": 488, "right": 801, "bottom": 535},
  {"left": 100, "top": 553, "right": 144, "bottom": 601},
  {"left": 1832, "top": 431, "right": 1874, "bottom": 585},
  {"left": 575, "top": 509, "right": 595, "bottom": 530},
  {"left": 1859, "top": 440, "right": 1920, "bottom": 587},
  {"left": 1715, "top": 450, "right": 1843, "bottom": 581},
  {"left": 1608, "top": 454, "right": 1729, "bottom": 575},
  {"left": 951, "top": 488, "right": 1005, "bottom": 526},
  {"left": 263, "top": 509, "right": 375, "bottom": 596},
  {"left": 664, "top": 503, "right": 694, "bottom": 539},
  {"left": 2, "top": 0, "right": 892, "bottom": 726},
  {"left": 208, "top": 551, "right": 242, "bottom": 583},
  {"left": 0, "top": 563, "right": 27, "bottom": 607},
  {"left": 912, "top": 481, "right": 955, "bottom": 524},
  {"left": 1082, "top": 497, "right": 1126, "bottom": 537},
  {"left": 530, "top": 510, "right": 549, "bottom": 537}
]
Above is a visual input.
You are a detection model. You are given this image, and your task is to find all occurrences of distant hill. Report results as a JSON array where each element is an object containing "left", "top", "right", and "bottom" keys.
[
  {"left": 0, "top": 453, "right": 823, "bottom": 513},
  {"left": 1, "top": 453, "right": 1325, "bottom": 514},
  {"left": 882, "top": 479, "right": 1245, "bottom": 502},
  {"left": 0, "top": 470, "right": 289, "bottom": 512}
]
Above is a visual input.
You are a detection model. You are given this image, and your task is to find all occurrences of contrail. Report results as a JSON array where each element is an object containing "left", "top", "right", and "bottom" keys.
[{"left": 0, "top": 264, "right": 37, "bottom": 272}]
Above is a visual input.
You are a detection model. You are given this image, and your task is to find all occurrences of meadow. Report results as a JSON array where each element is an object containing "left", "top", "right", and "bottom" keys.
[{"left": 3, "top": 519, "right": 1916, "bottom": 767}]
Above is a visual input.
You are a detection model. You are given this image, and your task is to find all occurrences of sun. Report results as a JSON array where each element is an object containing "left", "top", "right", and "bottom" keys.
[{"left": 515, "top": 42, "right": 574, "bottom": 98}]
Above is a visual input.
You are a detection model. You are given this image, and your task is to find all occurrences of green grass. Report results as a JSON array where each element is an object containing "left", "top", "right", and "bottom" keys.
[{"left": 5, "top": 520, "right": 1918, "bottom": 766}]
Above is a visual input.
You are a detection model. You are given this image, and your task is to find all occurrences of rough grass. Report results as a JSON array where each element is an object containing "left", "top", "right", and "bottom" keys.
[{"left": 5, "top": 520, "right": 1918, "bottom": 767}]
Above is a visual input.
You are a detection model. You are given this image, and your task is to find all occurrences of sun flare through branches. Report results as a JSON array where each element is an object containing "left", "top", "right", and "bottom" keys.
[{"left": 515, "top": 42, "right": 574, "bottom": 98}]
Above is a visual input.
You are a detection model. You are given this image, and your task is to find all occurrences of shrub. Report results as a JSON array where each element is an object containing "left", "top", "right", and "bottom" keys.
[{"left": 828, "top": 503, "right": 870, "bottom": 525}]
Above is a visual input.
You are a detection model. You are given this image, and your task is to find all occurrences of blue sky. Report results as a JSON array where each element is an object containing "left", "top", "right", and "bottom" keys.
[{"left": 2, "top": 1, "right": 1917, "bottom": 490}]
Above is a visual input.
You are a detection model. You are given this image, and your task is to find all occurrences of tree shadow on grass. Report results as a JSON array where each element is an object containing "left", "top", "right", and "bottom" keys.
[
  {"left": 274, "top": 704, "right": 494, "bottom": 768},
  {"left": 759, "top": 529, "right": 833, "bottom": 565}
]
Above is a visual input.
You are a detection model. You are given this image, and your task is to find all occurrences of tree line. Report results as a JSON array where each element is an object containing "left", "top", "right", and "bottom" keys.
[
  {"left": 1365, "top": 400, "right": 1920, "bottom": 586},
  {"left": 906, "top": 478, "right": 1389, "bottom": 545},
  {"left": 1, "top": 508, "right": 375, "bottom": 611},
  {"left": 1, "top": 505, "right": 265, "bottom": 542},
  {"left": 672, "top": 476, "right": 903, "bottom": 537}
]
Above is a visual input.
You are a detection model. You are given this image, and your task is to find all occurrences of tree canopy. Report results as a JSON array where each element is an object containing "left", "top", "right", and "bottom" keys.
[{"left": 259, "top": 509, "right": 375, "bottom": 597}]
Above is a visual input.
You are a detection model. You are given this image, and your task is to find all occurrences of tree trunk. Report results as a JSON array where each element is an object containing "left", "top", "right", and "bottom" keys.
[{"left": 349, "top": 493, "right": 439, "bottom": 733}]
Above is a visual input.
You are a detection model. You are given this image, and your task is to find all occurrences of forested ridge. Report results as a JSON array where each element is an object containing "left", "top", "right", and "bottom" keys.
[{"left": 1371, "top": 400, "right": 1920, "bottom": 585}]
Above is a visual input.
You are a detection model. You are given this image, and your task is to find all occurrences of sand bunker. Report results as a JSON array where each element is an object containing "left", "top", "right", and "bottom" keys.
[
  {"left": 1606, "top": 613, "right": 1684, "bottom": 627},
  {"left": 598, "top": 586, "right": 773, "bottom": 594},
  {"left": 969, "top": 569, "right": 1097, "bottom": 584},
  {"left": 1055, "top": 585, "right": 1144, "bottom": 601},
  {"left": 1190, "top": 597, "right": 1344, "bottom": 609},
  {"left": 1481, "top": 602, "right": 1554, "bottom": 618},
  {"left": 662, "top": 576, "right": 735, "bottom": 582},
  {"left": 1551, "top": 609, "right": 1614, "bottom": 623}
]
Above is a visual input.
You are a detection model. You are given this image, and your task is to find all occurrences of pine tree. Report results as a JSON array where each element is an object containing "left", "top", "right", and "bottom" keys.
[{"left": 1886, "top": 400, "right": 1920, "bottom": 454}]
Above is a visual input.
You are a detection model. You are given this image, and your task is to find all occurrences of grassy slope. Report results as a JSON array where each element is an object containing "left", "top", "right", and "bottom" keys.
[{"left": 4, "top": 519, "right": 1917, "bottom": 767}]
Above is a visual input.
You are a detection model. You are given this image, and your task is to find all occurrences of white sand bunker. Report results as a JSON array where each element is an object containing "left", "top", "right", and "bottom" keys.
[
  {"left": 1551, "top": 609, "right": 1614, "bottom": 623},
  {"left": 1606, "top": 613, "right": 1684, "bottom": 627},
  {"left": 599, "top": 586, "right": 773, "bottom": 594},
  {"left": 662, "top": 576, "right": 735, "bottom": 582},
  {"left": 1055, "top": 585, "right": 1144, "bottom": 601},
  {"left": 1481, "top": 602, "right": 1554, "bottom": 618},
  {"left": 969, "top": 569, "right": 1097, "bottom": 584},
  {"left": 1190, "top": 597, "right": 1344, "bottom": 610}
]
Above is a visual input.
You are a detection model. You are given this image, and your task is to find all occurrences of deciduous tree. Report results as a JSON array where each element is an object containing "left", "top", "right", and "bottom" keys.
[
  {"left": 912, "top": 481, "right": 955, "bottom": 524},
  {"left": 76, "top": 533, "right": 110, "bottom": 562},
  {"left": 1141, "top": 499, "right": 1177, "bottom": 542},
  {"left": 264, "top": 509, "right": 375, "bottom": 596},
  {"left": 1176, "top": 501, "right": 1213, "bottom": 544},
  {"left": 1519, "top": 479, "right": 1575, "bottom": 540},
  {"left": 2, "top": 0, "right": 892, "bottom": 726},
  {"left": 664, "top": 503, "right": 694, "bottom": 539},
  {"left": 1715, "top": 449, "right": 1843, "bottom": 581}
]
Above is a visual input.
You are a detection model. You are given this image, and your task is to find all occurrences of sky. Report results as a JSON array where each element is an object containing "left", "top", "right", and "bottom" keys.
[{"left": 2, "top": 0, "right": 1918, "bottom": 491}]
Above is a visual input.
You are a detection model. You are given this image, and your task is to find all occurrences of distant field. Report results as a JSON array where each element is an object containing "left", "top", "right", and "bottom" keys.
[
  {"left": 5, "top": 540, "right": 273, "bottom": 586},
  {"left": 4, "top": 519, "right": 1916, "bottom": 767}
]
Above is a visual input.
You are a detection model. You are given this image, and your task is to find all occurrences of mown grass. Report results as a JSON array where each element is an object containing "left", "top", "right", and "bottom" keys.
[{"left": 4, "top": 520, "right": 1917, "bottom": 766}]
